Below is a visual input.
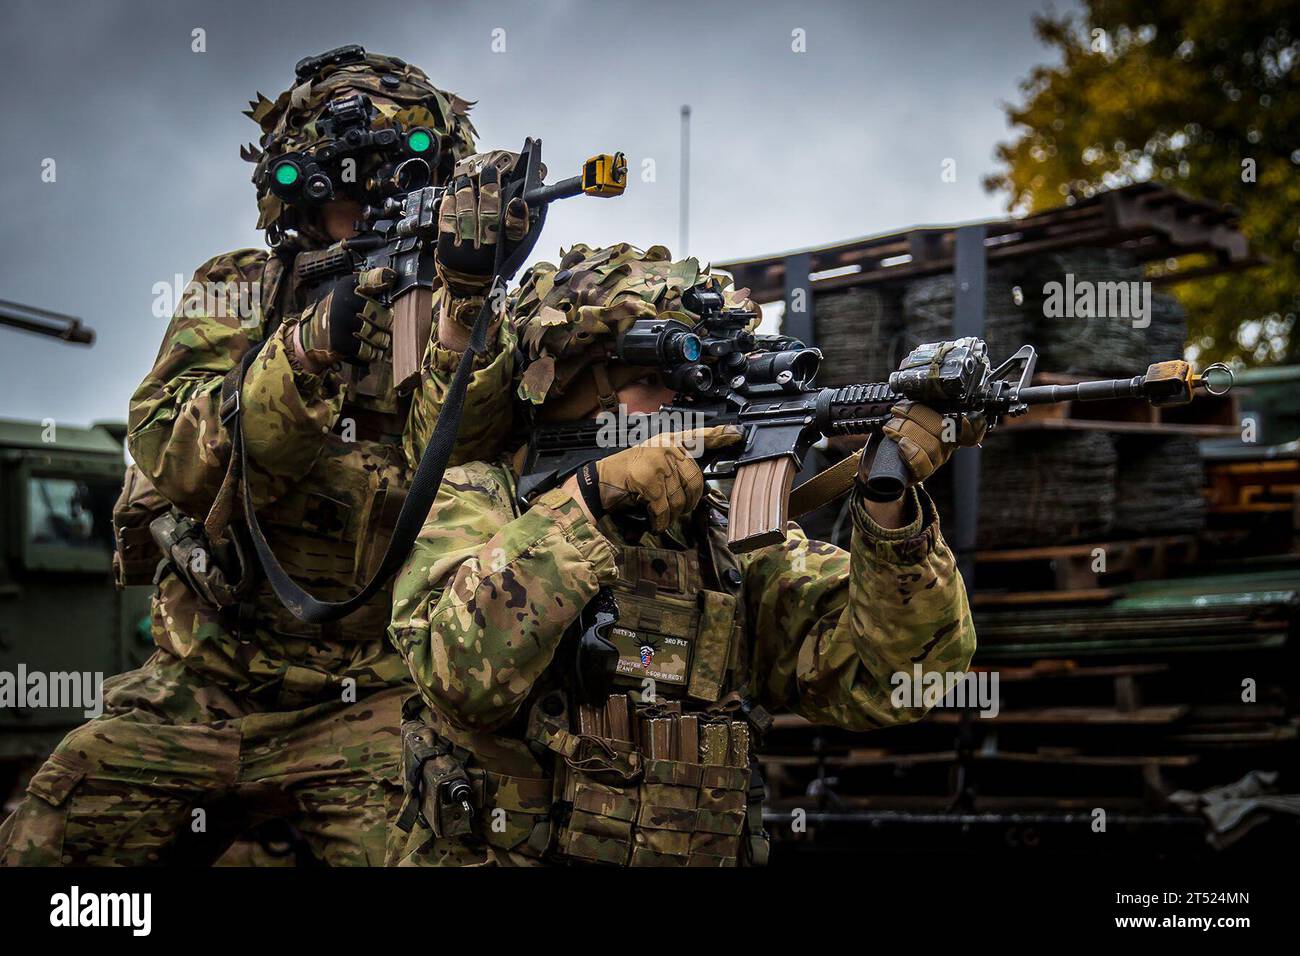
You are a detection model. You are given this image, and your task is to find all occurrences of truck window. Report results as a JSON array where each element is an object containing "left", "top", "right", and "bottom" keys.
[{"left": 27, "top": 475, "right": 115, "bottom": 554}]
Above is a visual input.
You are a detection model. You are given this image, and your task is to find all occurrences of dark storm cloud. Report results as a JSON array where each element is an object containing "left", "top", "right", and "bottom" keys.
[{"left": 0, "top": 0, "right": 1066, "bottom": 426}]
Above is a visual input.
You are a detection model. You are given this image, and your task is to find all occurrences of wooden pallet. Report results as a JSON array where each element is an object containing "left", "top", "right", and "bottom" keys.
[
  {"left": 971, "top": 535, "right": 1200, "bottom": 606},
  {"left": 1206, "top": 457, "right": 1300, "bottom": 514},
  {"left": 926, "top": 705, "right": 1187, "bottom": 726}
]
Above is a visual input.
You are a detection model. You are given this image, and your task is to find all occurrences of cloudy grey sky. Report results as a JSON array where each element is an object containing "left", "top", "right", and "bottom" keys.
[{"left": 0, "top": 0, "right": 1072, "bottom": 427}]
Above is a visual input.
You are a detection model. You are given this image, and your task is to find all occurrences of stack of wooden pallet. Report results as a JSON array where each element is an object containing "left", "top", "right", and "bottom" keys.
[
  {"left": 807, "top": 244, "right": 1240, "bottom": 593},
  {"left": 720, "top": 186, "right": 1297, "bottom": 856},
  {"left": 759, "top": 564, "right": 1300, "bottom": 854}
]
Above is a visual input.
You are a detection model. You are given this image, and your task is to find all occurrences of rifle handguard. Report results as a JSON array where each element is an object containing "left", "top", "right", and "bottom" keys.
[{"left": 727, "top": 457, "right": 797, "bottom": 553}]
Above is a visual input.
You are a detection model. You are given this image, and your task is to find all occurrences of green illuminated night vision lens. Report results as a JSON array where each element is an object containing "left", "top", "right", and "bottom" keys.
[
  {"left": 406, "top": 129, "right": 432, "bottom": 153},
  {"left": 274, "top": 162, "right": 300, "bottom": 186}
]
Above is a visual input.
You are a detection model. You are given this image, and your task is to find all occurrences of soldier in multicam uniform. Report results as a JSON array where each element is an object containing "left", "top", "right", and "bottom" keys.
[
  {"left": 0, "top": 46, "right": 521, "bottom": 866},
  {"left": 386, "top": 242, "right": 981, "bottom": 866}
]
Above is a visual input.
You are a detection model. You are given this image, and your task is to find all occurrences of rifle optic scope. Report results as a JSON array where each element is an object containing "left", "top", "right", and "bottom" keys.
[
  {"left": 744, "top": 348, "right": 821, "bottom": 391},
  {"left": 617, "top": 317, "right": 703, "bottom": 367}
]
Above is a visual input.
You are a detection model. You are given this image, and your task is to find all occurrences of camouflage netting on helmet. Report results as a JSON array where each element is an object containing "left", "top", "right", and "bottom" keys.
[
  {"left": 241, "top": 50, "right": 479, "bottom": 234},
  {"left": 509, "top": 243, "right": 759, "bottom": 406}
]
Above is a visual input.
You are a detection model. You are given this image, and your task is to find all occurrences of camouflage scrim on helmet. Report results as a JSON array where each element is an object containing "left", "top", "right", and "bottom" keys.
[
  {"left": 508, "top": 243, "right": 759, "bottom": 405},
  {"left": 241, "top": 49, "right": 479, "bottom": 234}
]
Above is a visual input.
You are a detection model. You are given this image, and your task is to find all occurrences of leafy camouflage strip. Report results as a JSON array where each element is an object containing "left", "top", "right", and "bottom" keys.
[
  {"left": 508, "top": 242, "right": 758, "bottom": 405},
  {"left": 0, "top": 652, "right": 404, "bottom": 866}
]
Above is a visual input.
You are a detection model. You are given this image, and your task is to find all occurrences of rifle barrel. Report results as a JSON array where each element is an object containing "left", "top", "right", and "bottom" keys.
[
  {"left": 524, "top": 175, "right": 583, "bottom": 207},
  {"left": 1016, "top": 376, "right": 1144, "bottom": 405},
  {"left": 0, "top": 300, "right": 95, "bottom": 345}
]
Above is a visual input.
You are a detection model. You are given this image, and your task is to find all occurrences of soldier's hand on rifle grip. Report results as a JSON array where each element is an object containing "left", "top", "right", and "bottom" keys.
[
  {"left": 865, "top": 401, "right": 987, "bottom": 487},
  {"left": 435, "top": 154, "right": 531, "bottom": 296},
  {"left": 565, "top": 426, "right": 742, "bottom": 532},
  {"left": 293, "top": 274, "right": 393, "bottom": 373}
]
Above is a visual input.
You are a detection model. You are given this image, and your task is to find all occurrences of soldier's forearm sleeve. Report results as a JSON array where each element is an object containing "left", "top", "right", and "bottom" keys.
[
  {"left": 389, "top": 478, "right": 620, "bottom": 733},
  {"left": 236, "top": 321, "right": 344, "bottom": 503},
  {"left": 127, "top": 260, "right": 344, "bottom": 517},
  {"left": 740, "top": 485, "right": 976, "bottom": 731},
  {"left": 402, "top": 289, "right": 516, "bottom": 471}
]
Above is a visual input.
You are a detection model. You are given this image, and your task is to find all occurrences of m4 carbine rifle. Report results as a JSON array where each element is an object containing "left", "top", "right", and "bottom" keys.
[
  {"left": 291, "top": 137, "right": 627, "bottom": 389},
  {"left": 518, "top": 286, "right": 1235, "bottom": 552}
]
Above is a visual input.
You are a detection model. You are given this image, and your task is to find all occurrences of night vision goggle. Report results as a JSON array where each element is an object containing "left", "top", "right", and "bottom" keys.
[
  {"left": 616, "top": 284, "right": 821, "bottom": 398},
  {"left": 265, "top": 92, "right": 441, "bottom": 205}
]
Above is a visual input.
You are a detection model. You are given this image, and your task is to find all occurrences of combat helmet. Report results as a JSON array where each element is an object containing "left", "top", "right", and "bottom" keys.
[
  {"left": 241, "top": 44, "right": 479, "bottom": 245},
  {"left": 510, "top": 243, "right": 759, "bottom": 419}
]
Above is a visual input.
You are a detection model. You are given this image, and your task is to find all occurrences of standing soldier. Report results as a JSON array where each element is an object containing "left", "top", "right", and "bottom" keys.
[
  {"left": 0, "top": 46, "right": 520, "bottom": 865},
  {"left": 387, "top": 243, "right": 980, "bottom": 866}
]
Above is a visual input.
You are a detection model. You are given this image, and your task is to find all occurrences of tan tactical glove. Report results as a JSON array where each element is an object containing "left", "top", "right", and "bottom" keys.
[
  {"left": 436, "top": 150, "right": 531, "bottom": 297},
  {"left": 879, "top": 401, "right": 987, "bottom": 483},
  {"left": 585, "top": 426, "right": 743, "bottom": 531},
  {"left": 294, "top": 272, "right": 394, "bottom": 371}
]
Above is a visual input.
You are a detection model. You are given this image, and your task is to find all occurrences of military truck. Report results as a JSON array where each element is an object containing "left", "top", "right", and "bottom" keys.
[
  {"left": 0, "top": 300, "right": 153, "bottom": 806},
  {"left": 0, "top": 417, "right": 155, "bottom": 804}
]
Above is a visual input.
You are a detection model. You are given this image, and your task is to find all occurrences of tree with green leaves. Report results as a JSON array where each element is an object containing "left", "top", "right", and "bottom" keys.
[{"left": 986, "top": 1, "right": 1299, "bottom": 366}]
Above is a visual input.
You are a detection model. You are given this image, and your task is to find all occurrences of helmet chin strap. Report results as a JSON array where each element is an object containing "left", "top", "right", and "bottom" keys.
[{"left": 591, "top": 362, "right": 621, "bottom": 416}]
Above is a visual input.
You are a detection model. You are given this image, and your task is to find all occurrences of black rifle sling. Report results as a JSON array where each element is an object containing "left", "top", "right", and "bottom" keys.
[{"left": 230, "top": 199, "right": 544, "bottom": 624}]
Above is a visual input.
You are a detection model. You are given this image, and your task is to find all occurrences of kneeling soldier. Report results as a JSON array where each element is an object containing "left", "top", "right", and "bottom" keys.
[{"left": 387, "top": 243, "right": 979, "bottom": 866}]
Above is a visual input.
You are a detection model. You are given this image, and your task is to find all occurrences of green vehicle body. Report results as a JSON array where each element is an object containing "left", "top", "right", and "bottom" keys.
[{"left": 0, "top": 417, "right": 153, "bottom": 791}]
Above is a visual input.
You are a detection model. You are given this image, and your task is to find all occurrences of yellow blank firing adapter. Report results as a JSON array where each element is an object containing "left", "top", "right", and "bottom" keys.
[
  {"left": 1143, "top": 360, "right": 1234, "bottom": 406},
  {"left": 582, "top": 152, "right": 628, "bottom": 197},
  {"left": 1143, "top": 360, "right": 1196, "bottom": 406}
]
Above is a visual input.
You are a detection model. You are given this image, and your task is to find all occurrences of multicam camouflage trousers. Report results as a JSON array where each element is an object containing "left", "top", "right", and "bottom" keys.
[
  {"left": 0, "top": 650, "right": 404, "bottom": 866},
  {"left": 387, "top": 823, "right": 543, "bottom": 867}
]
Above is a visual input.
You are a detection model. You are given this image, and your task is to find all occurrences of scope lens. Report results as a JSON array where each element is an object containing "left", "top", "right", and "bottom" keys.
[
  {"left": 391, "top": 158, "right": 431, "bottom": 192},
  {"left": 304, "top": 173, "right": 333, "bottom": 202},
  {"left": 406, "top": 129, "right": 433, "bottom": 153},
  {"left": 273, "top": 162, "right": 300, "bottom": 186},
  {"left": 679, "top": 334, "right": 702, "bottom": 362}
]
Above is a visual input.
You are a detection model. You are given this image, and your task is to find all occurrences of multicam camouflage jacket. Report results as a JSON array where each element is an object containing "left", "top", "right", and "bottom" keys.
[
  {"left": 388, "top": 458, "right": 975, "bottom": 864},
  {"left": 392, "top": 468, "right": 975, "bottom": 729},
  {"left": 386, "top": 243, "right": 977, "bottom": 866},
  {"left": 126, "top": 246, "right": 513, "bottom": 700}
]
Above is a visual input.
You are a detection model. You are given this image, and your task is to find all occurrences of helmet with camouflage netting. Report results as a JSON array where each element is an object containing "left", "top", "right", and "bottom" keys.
[
  {"left": 509, "top": 242, "right": 760, "bottom": 419},
  {"left": 241, "top": 44, "right": 479, "bottom": 245}
]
